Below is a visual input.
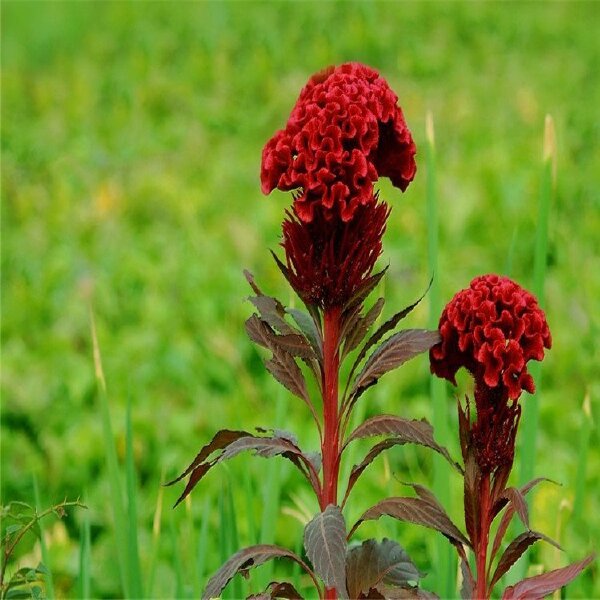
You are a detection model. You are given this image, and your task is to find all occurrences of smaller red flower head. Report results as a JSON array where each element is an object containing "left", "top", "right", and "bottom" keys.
[
  {"left": 430, "top": 274, "right": 552, "bottom": 401},
  {"left": 261, "top": 62, "right": 416, "bottom": 222},
  {"left": 282, "top": 198, "right": 390, "bottom": 308}
]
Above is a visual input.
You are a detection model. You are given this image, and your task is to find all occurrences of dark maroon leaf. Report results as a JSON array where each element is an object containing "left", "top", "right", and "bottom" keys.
[
  {"left": 339, "top": 302, "right": 363, "bottom": 349},
  {"left": 304, "top": 505, "right": 349, "bottom": 599},
  {"left": 249, "top": 295, "right": 296, "bottom": 336},
  {"left": 219, "top": 435, "right": 321, "bottom": 496},
  {"left": 244, "top": 270, "right": 295, "bottom": 334},
  {"left": 343, "top": 439, "right": 399, "bottom": 506},
  {"left": 463, "top": 448, "right": 480, "bottom": 545},
  {"left": 347, "top": 279, "right": 432, "bottom": 383},
  {"left": 350, "top": 496, "right": 471, "bottom": 548},
  {"left": 350, "top": 329, "right": 441, "bottom": 398},
  {"left": 169, "top": 432, "right": 321, "bottom": 507},
  {"left": 266, "top": 581, "right": 304, "bottom": 599},
  {"left": 362, "top": 586, "right": 438, "bottom": 599},
  {"left": 490, "top": 478, "right": 556, "bottom": 563},
  {"left": 249, "top": 581, "right": 304, "bottom": 600},
  {"left": 286, "top": 308, "right": 323, "bottom": 360},
  {"left": 498, "top": 487, "right": 529, "bottom": 529},
  {"left": 344, "top": 415, "right": 461, "bottom": 471},
  {"left": 171, "top": 462, "right": 213, "bottom": 508},
  {"left": 265, "top": 353, "right": 310, "bottom": 403},
  {"left": 456, "top": 397, "right": 471, "bottom": 462},
  {"left": 272, "top": 333, "right": 316, "bottom": 360},
  {"left": 202, "top": 544, "right": 318, "bottom": 600},
  {"left": 346, "top": 538, "right": 420, "bottom": 598},
  {"left": 500, "top": 554, "right": 594, "bottom": 599},
  {"left": 342, "top": 298, "right": 386, "bottom": 358},
  {"left": 166, "top": 429, "right": 249, "bottom": 486},
  {"left": 344, "top": 267, "right": 388, "bottom": 312},
  {"left": 246, "top": 315, "right": 315, "bottom": 360},
  {"left": 460, "top": 558, "right": 475, "bottom": 600},
  {"left": 490, "top": 531, "right": 562, "bottom": 589},
  {"left": 270, "top": 248, "right": 293, "bottom": 283},
  {"left": 220, "top": 435, "right": 299, "bottom": 461}
]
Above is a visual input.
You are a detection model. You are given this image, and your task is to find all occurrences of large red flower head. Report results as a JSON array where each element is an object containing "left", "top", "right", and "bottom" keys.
[
  {"left": 430, "top": 274, "right": 552, "bottom": 401},
  {"left": 261, "top": 62, "right": 416, "bottom": 222}
]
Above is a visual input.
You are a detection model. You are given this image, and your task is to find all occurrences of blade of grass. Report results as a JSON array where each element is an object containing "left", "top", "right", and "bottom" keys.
[
  {"left": 244, "top": 466, "right": 258, "bottom": 545},
  {"left": 573, "top": 392, "right": 593, "bottom": 518},
  {"left": 505, "top": 225, "right": 520, "bottom": 277},
  {"left": 425, "top": 111, "right": 456, "bottom": 598},
  {"left": 226, "top": 472, "right": 244, "bottom": 599},
  {"left": 219, "top": 473, "right": 234, "bottom": 600},
  {"left": 90, "top": 309, "right": 129, "bottom": 597},
  {"left": 517, "top": 115, "right": 555, "bottom": 578},
  {"left": 257, "top": 391, "right": 288, "bottom": 590},
  {"left": 125, "top": 393, "right": 143, "bottom": 598},
  {"left": 32, "top": 475, "right": 55, "bottom": 600},
  {"left": 146, "top": 473, "right": 165, "bottom": 599},
  {"left": 78, "top": 494, "right": 91, "bottom": 599},
  {"left": 185, "top": 495, "right": 201, "bottom": 598},
  {"left": 197, "top": 495, "right": 211, "bottom": 589},
  {"left": 169, "top": 511, "right": 186, "bottom": 598}
]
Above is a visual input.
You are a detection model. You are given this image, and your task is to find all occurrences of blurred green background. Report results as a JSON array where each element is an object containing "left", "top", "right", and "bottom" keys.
[{"left": 2, "top": 1, "right": 598, "bottom": 598}]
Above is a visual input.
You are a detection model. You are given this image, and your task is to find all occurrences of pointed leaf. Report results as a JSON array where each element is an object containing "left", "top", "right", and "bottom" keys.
[
  {"left": 270, "top": 249, "right": 293, "bottom": 284},
  {"left": 166, "top": 429, "right": 249, "bottom": 486},
  {"left": 248, "top": 581, "right": 304, "bottom": 600},
  {"left": 490, "top": 478, "right": 556, "bottom": 563},
  {"left": 249, "top": 296, "right": 296, "bottom": 336},
  {"left": 463, "top": 448, "right": 480, "bottom": 545},
  {"left": 350, "top": 496, "right": 471, "bottom": 548},
  {"left": 219, "top": 435, "right": 321, "bottom": 497},
  {"left": 491, "top": 531, "right": 562, "bottom": 589},
  {"left": 460, "top": 558, "right": 475, "bottom": 600},
  {"left": 342, "top": 298, "right": 386, "bottom": 358},
  {"left": 360, "top": 586, "right": 438, "bottom": 599},
  {"left": 344, "top": 268, "right": 388, "bottom": 311},
  {"left": 501, "top": 554, "right": 594, "bottom": 600},
  {"left": 304, "top": 505, "right": 349, "bottom": 599},
  {"left": 351, "top": 330, "right": 440, "bottom": 398},
  {"left": 265, "top": 353, "right": 310, "bottom": 403},
  {"left": 169, "top": 432, "right": 321, "bottom": 507},
  {"left": 287, "top": 308, "right": 323, "bottom": 359},
  {"left": 266, "top": 581, "right": 304, "bottom": 599},
  {"left": 343, "top": 439, "right": 400, "bottom": 506},
  {"left": 344, "top": 415, "right": 460, "bottom": 471},
  {"left": 244, "top": 270, "right": 295, "bottom": 335},
  {"left": 202, "top": 544, "right": 318, "bottom": 600},
  {"left": 346, "top": 538, "right": 420, "bottom": 598},
  {"left": 172, "top": 462, "right": 213, "bottom": 508},
  {"left": 457, "top": 397, "right": 471, "bottom": 462},
  {"left": 498, "top": 487, "right": 529, "bottom": 529},
  {"left": 348, "top": 279, "right": 432, "bottom": 381}
]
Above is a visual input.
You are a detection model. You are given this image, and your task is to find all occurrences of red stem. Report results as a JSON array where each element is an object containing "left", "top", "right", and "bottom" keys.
[
  {"left": 321, "top": 306, "right": 342, "bottom": 600},
  {"left": 475, "top": 473, "right": 491, "bottom": 599}
]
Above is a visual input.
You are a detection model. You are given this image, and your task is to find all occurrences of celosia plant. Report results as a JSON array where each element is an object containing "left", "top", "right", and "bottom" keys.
[
  {"left": 428, "top": 275, "right": 593, "bottom": 599},
  {"left": 168, "top": 64, "right": 593, "bottom": 600}
]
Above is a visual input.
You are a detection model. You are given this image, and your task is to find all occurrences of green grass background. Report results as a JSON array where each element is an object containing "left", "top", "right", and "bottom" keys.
[{"left": 2, "top": 2, "right": 598, "bottom": 598}]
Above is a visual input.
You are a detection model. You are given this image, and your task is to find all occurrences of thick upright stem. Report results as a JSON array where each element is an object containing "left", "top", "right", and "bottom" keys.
[
  {"left": 321, "top": 306, "right": 342, "bottom": 600},
  {"left": 475, "top": 473, "right": 491, "bottom": 599}
]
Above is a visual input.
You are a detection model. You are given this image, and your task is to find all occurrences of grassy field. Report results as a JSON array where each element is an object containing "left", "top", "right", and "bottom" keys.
[{"left": 2, "top": 2, "right": 598, "bottom": 598}]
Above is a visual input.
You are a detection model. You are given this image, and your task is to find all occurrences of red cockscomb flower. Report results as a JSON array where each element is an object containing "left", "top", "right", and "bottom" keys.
[
  {"left": 431, "top": 274, "right": 551, "bottom": 472},
  {"left": 261, "top": 62, "right": 416, "bottom": 222},
  {"left": 430, "top": 274, "right": 551, "bottom": 401}
]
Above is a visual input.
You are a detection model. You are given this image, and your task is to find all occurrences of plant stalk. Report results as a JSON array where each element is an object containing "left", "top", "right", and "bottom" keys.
[{"left": 321, "top": 305, "right": 342, "bottom": 600}]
